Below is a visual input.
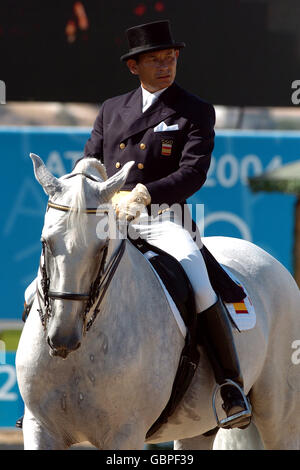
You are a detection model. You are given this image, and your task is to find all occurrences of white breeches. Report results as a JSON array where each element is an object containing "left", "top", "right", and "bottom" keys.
[{"left": 130, "top": 210, "right": 217, "bottom": 313}]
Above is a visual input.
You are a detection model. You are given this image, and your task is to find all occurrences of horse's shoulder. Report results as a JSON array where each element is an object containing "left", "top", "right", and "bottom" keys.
[{"left": 124, "top": 240, "right": 157, "bottom": 280}]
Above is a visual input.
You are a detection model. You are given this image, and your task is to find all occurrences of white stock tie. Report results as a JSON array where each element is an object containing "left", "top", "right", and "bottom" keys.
[{"left": 143, "top": 93, "right": 158, "bottom": 113}]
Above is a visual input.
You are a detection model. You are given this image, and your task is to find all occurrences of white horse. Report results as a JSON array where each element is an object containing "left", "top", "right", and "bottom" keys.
[{"left": 16, "top": 154, "right": 300, "bottom": 450}]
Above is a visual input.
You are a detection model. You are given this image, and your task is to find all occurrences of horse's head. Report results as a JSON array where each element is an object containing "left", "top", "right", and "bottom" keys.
[{"left": 30, "top": 153, "right": 134, "bottom": 358}]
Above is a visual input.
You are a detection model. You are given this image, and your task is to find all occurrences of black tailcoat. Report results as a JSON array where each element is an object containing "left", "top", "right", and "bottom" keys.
[
  {"left": 84, "top": 84, "right": 247, "bottom": 303},
  {"left": 84, "top": 82, "right": 215, "bottom": 207}
]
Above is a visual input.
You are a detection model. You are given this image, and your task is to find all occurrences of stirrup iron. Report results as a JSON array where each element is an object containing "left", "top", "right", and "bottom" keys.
[{"left": 212, "top": 379, "right": 252, "bottom": 429}]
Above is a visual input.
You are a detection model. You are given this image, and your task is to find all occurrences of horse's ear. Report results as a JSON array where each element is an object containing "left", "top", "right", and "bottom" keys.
[
  {"left": 101, "top": 161, "right": 135, "bottom": 200},
  {"left": 30, "top": 153, "right": 63, "bottom": 196}
]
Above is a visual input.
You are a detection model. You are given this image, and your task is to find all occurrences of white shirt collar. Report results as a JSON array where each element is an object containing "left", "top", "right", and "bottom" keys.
[{"left": 141, "top": 86, "right": 168, "bottom": 112}]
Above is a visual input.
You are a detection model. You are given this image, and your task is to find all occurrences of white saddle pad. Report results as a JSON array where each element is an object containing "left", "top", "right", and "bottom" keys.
[
  {"left": 144, "top": 250, "right": 187, "bottom": 338},
  {"left": 222, "top": 266, "right": 256, "bottom": 331},
  {"left": 144, "top": 251, "right": 256, "bottom": 336}
]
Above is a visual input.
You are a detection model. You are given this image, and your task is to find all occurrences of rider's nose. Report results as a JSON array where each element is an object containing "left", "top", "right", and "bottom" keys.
[{"left": 158, "top": 61, "right": 168, "bottom": 69}]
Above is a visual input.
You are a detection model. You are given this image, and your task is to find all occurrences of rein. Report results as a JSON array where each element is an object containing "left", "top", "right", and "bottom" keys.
[{"left": 37, "top": 172, "right": 126, "bottom": 333}]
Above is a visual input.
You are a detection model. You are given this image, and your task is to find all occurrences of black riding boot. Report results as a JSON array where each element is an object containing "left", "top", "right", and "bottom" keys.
[{"left": 197, "top": 296, "right": 251, "bottom": 429}]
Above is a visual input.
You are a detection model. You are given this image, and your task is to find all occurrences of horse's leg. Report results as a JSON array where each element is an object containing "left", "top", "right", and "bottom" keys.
[
  {"left": 251, "top": 388, "right": 300, "bottom": 449},
  {"left": 213, "top": 424, "right": 264, "bottom": 450},
  {"left": 22, "top": 407, "right": 67, "bottom": 450},
  {"left": 175, "top": 424, "right": 264, "bottom": 451},
  {"left": 174, "top": 433, "right": 216, "bottom": 450}
]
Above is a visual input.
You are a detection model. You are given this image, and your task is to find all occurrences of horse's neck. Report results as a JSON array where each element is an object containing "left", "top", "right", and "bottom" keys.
[{"left": 106, "top": 233, "right": 125, "bottom": 266}]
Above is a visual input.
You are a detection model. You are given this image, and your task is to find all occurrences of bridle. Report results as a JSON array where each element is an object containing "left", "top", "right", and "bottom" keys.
[{"left": 36, "top": 172, "right": 126, "bottom": 334}]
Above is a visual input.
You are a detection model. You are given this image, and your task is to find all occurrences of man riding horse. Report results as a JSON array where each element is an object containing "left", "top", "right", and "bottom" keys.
[{"left": 83, "top": 20, "right": 251, "bottom": 429}]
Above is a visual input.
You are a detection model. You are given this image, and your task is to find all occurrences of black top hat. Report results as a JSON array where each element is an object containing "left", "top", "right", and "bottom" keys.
[{"left": 120, "top": 20, "right": 185, "bottom": 62}]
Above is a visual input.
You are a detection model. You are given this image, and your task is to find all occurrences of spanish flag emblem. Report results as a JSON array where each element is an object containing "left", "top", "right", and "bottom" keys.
[
  {"left": 232, "top": 301, "right": 248, "bottom": 314},
  {"left": 161, "top": 140, "right": 173, "bottom": 156}
]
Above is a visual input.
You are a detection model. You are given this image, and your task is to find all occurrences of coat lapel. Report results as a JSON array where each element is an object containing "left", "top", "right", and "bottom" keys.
[
  {"left": 120, "top": 83, "right": 180, "bottom": 140},
  {"left": 121, "top": 87, "right": 143, "bottom": 132}
]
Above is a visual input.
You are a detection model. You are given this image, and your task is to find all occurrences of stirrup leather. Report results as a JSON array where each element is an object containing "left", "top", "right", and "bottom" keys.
[{"left": 212, "top": 379, "right": 252, "bottom": 429}]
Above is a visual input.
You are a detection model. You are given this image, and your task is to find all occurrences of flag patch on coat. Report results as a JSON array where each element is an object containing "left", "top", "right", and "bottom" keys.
[{"left": 161, "top": 140, "right": 173, "bottom": 156}]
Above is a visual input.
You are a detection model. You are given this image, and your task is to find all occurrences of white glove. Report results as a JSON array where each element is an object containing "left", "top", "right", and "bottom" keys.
[{"left": 114, "top": 184, "right": 151, "bottom": 222}]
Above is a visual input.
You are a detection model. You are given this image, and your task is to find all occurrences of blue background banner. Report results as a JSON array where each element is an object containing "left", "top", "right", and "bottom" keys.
[
  {"left": 0, "top": 353, "right": 24, "bottom": 427},
  {"left": 1, "top": 127, "right": 299, "bottom": 321}
]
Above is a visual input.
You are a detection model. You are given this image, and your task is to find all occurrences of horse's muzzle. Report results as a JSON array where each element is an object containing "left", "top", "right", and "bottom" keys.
[{"left": 47, "top": 336, "right": 81, "bottom": 359}]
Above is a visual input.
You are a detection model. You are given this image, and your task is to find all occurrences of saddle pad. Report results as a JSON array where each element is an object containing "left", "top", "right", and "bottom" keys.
[
  {"left": 144, "top": 250, "right": 187, "bottom": 338},
  {"left": 222, "top": 266, "right": 256, "bottom": 331},
  {"left": 144, "top": 251, "right": 256, "bottom": 335}
]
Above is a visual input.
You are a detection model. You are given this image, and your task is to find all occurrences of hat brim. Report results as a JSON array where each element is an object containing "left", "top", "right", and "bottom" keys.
[{"left": 120, "top": 42, "right": 185, "bottom": 62}]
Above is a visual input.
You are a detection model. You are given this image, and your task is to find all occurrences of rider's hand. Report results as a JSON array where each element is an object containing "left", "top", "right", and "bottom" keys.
[{"left": 114, "top": 184, "right": 151, "bottom": 222}]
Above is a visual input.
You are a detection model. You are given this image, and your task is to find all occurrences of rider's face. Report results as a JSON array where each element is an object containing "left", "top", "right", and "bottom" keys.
[{"left": 127, "top": 48, "right": 179, "bottom": 93}]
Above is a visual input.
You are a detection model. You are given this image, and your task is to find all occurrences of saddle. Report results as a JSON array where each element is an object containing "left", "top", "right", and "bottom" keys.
[{"left": 129, "top": 237, "right": 246, "bottom": 439}]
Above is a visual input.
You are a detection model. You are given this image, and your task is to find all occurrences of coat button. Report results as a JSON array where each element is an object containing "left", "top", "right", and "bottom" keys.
[
  {"left": 119, "top": 143, "right": 126, "bottom": 150},
  {"left": 140, "top": 143, "right": 146, "bottom": 150},
  {"left": 137, "top": 163, "right": 144, "bottom": 170},
  {"left": 115, "top": 162, "right": 121, "bottom": 169}
]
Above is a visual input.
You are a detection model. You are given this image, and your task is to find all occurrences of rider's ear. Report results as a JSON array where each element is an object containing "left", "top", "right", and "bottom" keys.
[
  {"left": 30, "top": 153, "right": 63, "bottom": 197},
  {"left": 126, "top": 59, "right": 139, "bottom": 76}
]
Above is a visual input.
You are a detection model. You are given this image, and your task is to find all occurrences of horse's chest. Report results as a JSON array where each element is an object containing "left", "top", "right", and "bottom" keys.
[{"left": 35, "top": 366, "right": 111, "bottom": 441}]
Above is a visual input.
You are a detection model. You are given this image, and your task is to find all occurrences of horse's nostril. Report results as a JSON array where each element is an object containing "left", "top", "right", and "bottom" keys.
[{"left": 47, "top": 335, "right": 81, "bottom": 353}]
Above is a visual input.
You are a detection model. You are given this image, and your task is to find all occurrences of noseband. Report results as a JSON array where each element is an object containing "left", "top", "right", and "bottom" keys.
[{"left": 36, "top": 172, "right": 126, "bottom": 333}]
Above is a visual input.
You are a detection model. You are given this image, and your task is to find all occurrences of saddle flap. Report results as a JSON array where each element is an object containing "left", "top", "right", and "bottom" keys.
[
  {"left": 148, "top": 253, "right": 195, "bottom": 329},
  {"left": 131, "top": 237, "right": 196, "bottom": 330}
]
